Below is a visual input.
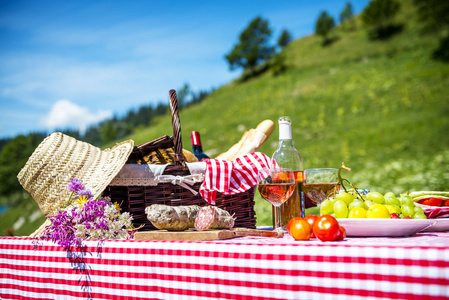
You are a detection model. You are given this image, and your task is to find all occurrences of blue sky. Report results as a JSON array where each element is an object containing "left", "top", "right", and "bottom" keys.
[{"left": 0, "top": 0, "right": 371, "bottom": 139}]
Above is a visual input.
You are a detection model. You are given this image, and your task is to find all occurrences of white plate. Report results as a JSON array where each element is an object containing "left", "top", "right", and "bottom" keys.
[
  {"left": 337, "top": 219, "right": 436, "bottom": 237},
  {"left": 422, "top": 218, "right": 449, "bottom": 232}
]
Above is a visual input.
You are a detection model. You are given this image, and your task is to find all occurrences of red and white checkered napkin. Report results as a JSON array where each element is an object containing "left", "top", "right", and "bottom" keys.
[
  {"left": 424, "top": 207, "right": 449, "bottom": 219},
  {"left": 199, "top": 152, "right": 275, "bottom": 204}
]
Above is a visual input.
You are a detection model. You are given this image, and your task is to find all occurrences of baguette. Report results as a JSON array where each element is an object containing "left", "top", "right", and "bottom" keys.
[
  {"left": 216, "top": 119, "right": 274, "bottom": 161},
  {"left": 215, "top": 131, "right": 250, "bottom": 161},
  {"left": 256, "top": 119, "right": 275, "bottom": 140}
]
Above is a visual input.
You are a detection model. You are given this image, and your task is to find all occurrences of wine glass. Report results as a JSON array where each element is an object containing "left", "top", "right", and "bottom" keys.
[
  {"left": 303, "top": 168, "right": 339, "bottom": 206},
  {"left": 257, "top": 168, "right": 295, "bottom": 232}
]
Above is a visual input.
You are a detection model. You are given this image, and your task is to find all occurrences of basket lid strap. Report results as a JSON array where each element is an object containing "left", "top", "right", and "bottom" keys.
[{"left": 169, "top": 89, "right": 186, "bottom": 166}]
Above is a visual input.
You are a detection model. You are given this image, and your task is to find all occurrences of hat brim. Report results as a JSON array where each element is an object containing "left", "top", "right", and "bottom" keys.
[{"left": 17, "top": 132, "right": 134, "bottom": 215}]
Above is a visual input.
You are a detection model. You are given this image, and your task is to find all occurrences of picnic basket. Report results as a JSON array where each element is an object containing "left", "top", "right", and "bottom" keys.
[{"left": 102, "top": 90, "right": 256, "bottom": 230}]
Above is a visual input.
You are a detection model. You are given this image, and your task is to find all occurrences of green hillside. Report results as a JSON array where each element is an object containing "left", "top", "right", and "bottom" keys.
[
  {"left": 126, "top": 0, "right": 449, "bottom": 225},
  {"left": 2, "top": 0, "right": 448, "bottom": 233}
]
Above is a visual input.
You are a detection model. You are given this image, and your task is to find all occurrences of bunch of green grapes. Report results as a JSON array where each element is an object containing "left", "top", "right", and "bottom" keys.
[{"left": 320, "top": 190, "right": 427, "bottom": 219}]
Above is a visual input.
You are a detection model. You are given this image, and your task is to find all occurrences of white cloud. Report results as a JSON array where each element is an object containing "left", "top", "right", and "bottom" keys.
[{"left": 40, "top": 99, "right": 112, "bottom": 133}]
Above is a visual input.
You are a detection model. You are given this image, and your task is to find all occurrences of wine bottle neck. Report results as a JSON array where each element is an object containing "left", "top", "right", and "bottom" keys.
[
  {"left": 191, "top": 131, "right": 202, "bottom": 146},
  {"left": 273, "top": 117, "right": 303, "bottom": 171},
  {"left": 279, "top": 120, "right": 292, "bottom": 140}
]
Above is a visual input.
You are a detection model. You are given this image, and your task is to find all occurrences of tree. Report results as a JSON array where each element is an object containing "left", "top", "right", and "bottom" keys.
[
  {"left": 361, "top": 0, "right": 401, "bottom": 39},
  {"left": 414, "top": 0, "right": 449, "bottom": 62},
  {"left": 59, "top": 129, "right": 80, "bottom": 140},
  {"left": 134, "top": 105, "right": 154, "bottom": 126},
  {"left": 269, "top": 52, "right": 287, "bottom": 76},
  {"left": 225, "top": 17, "right": 275, "bottom": 74},
  {"left": 154, "top": 103, "right": 168, "bottom": 117},
  {"left": 413, "top": 0, "right": 449, "bottom": 33},
  {"left": 277, "top": 29, "right": 293, "bottom": 49},
  {"left": 0, "top": 133, "right": 45, "bottom": 198},
  {"left": 83, "top": 126, "right": 102, "bottom": 146},
  {"left": 190, "top": 89, "right": 212, "bottom": 106},
  {"left": 176, "top": 83, "right": 190, "bottom": 108},
  {"left": 100, "top": 120, "right": 118, "bottom": 144},
  {"left": 0, "top": 138, "right": 11, "bottom": 153},
  {"left": 315, "top": 11, "right": 335, "bottom": 45},
  {"left": 340, "top": 2, "right": 355, "bottom": 30}
]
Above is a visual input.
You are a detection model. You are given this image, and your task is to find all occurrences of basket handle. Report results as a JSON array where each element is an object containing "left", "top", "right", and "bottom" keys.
[{"left": 169, "top": 89, "right": 186, "bottom": 166}]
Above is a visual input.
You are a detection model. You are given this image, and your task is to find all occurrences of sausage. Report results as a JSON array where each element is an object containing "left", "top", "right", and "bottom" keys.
[
  {"left": 145, "top": 204, "right": 200, "bottom": 231},
  {"left": 194, "top": 206, "right": 236, "bottom": 230}
]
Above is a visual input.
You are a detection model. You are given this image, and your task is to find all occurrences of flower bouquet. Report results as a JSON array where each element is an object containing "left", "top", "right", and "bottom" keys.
[{"left": 39, "top": 179, "right": 136, "bottom": 250}]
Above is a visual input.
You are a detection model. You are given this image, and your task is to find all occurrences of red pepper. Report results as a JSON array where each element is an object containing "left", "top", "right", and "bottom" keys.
[{"left": 420, "top": 197, "right": 443, "bottom": 206}]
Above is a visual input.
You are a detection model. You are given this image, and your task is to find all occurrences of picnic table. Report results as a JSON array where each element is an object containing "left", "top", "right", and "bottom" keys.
[{"left": 1, "top": 231, "right": 449, "bottom": 299}]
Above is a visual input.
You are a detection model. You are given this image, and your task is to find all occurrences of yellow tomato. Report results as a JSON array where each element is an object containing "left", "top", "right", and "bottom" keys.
[
  {"left": 366, "top": 204, "right": 391, "bottom": 218},
  {"left": 348, "top": 207, "right": 367, "bottom": 218}
]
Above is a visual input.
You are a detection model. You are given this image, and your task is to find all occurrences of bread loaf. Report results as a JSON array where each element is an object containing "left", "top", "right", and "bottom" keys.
[
  {"left": 216, "top": 119, "right": 274, "bottom": 161},
  {"left": 182, "top": 149, "right": 199, "bottom": 162},
  {"left": 256, "top": 119, "right": 275, "bottom": 139}
]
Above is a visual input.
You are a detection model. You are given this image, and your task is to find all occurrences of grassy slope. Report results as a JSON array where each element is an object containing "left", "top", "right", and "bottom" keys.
[
  {"left": 0, "top": 192, "right": 46, "bottom": 236},
  {"left": 2, "top": 0, "right": 448, "bottom": 234},
  {"left": 126, "top": 1, "right": 449, "bottom": 226}
]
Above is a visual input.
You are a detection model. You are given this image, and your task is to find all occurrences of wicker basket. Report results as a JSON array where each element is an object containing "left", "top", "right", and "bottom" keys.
[{"left": 102, "top": 90, "right": 256, "bottom": 230}]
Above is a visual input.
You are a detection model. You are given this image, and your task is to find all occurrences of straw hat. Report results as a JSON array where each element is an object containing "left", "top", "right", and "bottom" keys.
[{"left": 18, "top": 132, "right": 134, "bottom": 216}]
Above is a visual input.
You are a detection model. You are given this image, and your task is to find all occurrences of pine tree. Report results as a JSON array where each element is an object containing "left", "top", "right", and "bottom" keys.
[
  {"left": 315, "top": 11, "right": 335, "bottom": 45},
  {"left": 278, "top": 29, "right": 293, "bottom": 49},
  {"left": 225, "top": 17, "right": 274, "bottom": 74},
  {"left": 340, "top": 2, "right": 355, "bottom": 30},
  {"left": 361, "top": 0, "right": 401, "bottom": 39}
]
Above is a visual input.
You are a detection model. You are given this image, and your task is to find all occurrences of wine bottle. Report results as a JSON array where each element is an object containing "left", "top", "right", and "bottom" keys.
[
  {"left": 190, "top": 131, "right": 209, "bottom": 161},
  {"left": 271, "top": 116, "right": 304, "bottom": 229}
]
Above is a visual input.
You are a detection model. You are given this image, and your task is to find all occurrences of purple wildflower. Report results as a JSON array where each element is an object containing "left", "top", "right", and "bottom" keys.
[
  {"left": 74, "top": 198, "right": 108, "bottom": 229},
  {"left": 77, "top": 189, "right": 93, "bottom": 199},
  {"left": 98, "top": 219, "right": 109, "bottom": 230},
  {"left": 39, "top": 179, "right": 134, "bottom": 250},
  {"left": 68, "top": 179, "right": 85, "bottom": 193},
  {"left": 42, "top": 210, "right": 82, "bottom": 250}
]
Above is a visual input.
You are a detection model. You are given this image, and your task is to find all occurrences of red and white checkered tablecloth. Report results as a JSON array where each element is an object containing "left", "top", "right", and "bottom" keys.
[{"left": 1, "top": 233, "right": 449, "bottom": 300}]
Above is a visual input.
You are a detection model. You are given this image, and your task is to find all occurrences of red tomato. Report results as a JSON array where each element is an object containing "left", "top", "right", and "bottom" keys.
[
  {"left": 390, "top": 213, "right": 400, "bottom": 219},
  {"left": 444, "top": 200, "right": 449, "bottom": 207},
  {"left": 304, "top": 215, "right": 318, "bottom": 238},
  {"left": 336, "top": 226, "right": 346, "bottom": 241},
  {"left": 421, "top": 197, "right": 443, "bottom": 206},
  {"left": 287, "top": 217, "right": 303, "bottom": 233},
  {"left": 289, "top": 219, "right": 311, "bottom": 241},
  {"left": 312, "top": 215, "right": 341, "bottom": 242}
]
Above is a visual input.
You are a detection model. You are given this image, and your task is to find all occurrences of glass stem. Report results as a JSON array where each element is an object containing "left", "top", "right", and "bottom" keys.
[
  {"left": 274, "top": 205, "right": 282, "bottom": 232},
  {"left": 300, "top": 191, "right": 305, "bottom": 218}
]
